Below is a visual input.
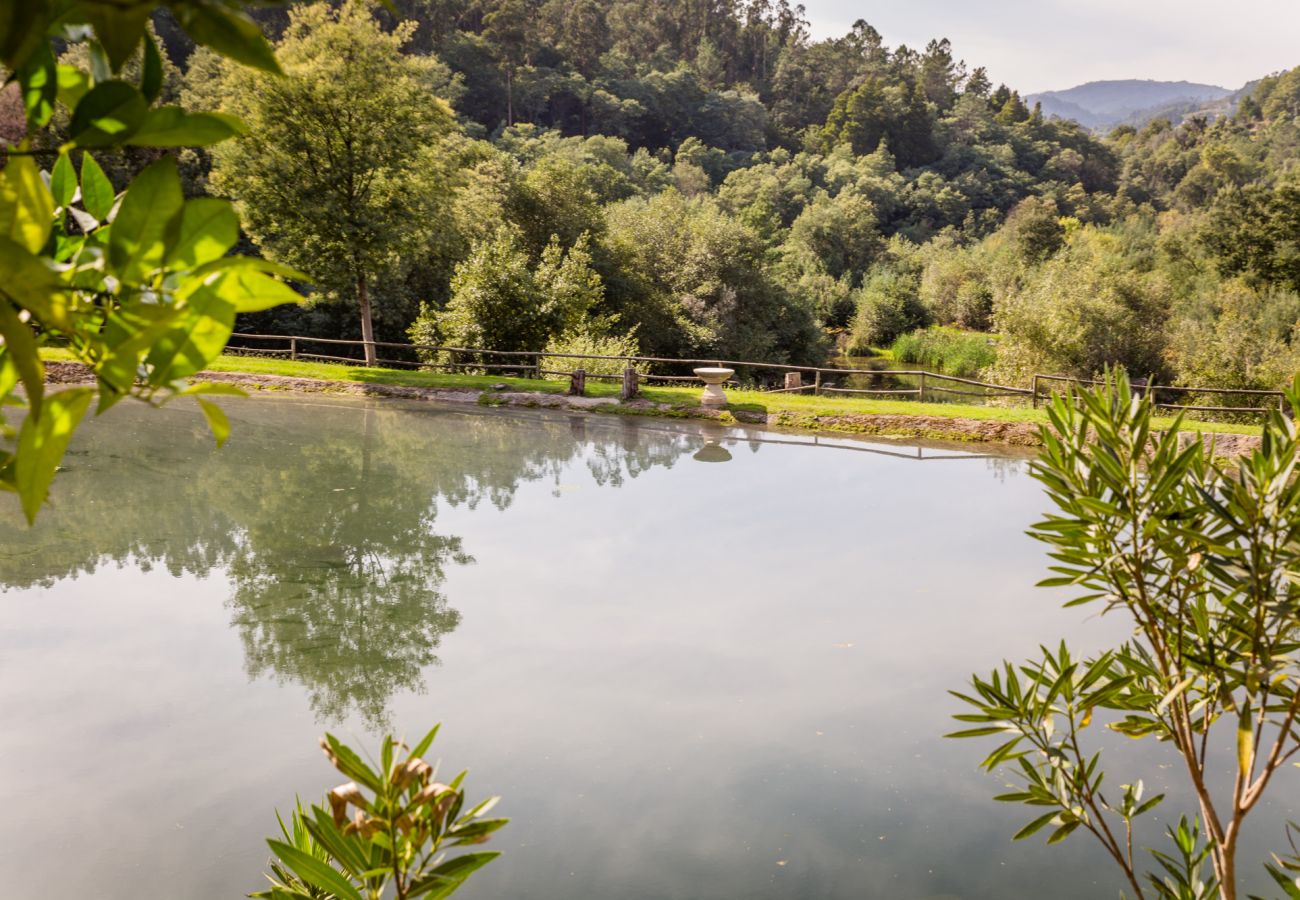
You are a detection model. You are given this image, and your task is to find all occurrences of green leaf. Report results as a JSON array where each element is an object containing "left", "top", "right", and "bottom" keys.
[
  {"left": 86, "top": 42, "right": 112, "bottom": 86},
  {"left": 192, "top": 255, "right": 312, "bottom": 283},
  {"left": 79, "top": 153, "right": 116, "bottom": 222},
  {"left": 144, "top": 280, "right": 235, "bottom": 383},
  {"left": 945, "top": 726, "right": 1012, "bottom": 738},
  {"left": 195, "top": 397, "right": 230, "bottom": 447},
  {"left": 448, "top": 817, "right": 508, "bottom": 843},
  {"left": 322, "top": 734, "right": 383, "bottom": 793},
  {"left": 1013, "top": 812, "right": 1059, "bottom": 841},
  {"left": 407, "top": 852, "right": 501, "bottom": 899},
  {"left": 1134, "top": 794, "right": 1165, "bottom": 816},
  {"left": 82, "top": 6, "right": 150, "bottom": 71},
  {"left": 108, "top": 156, "right": 184, "bottom": 281},
  {"left": 1047, "top": 820, "right": 1081, "bottom": 844},
  {"left": 140, "top": 31, "right": 163, "bottom": 103},
  {"left": 0, "top": 299, "right": 43, "bottom": 414},
  {"left": 207, "top": 266, "right": 302, "bottom": 313},
  {"left": 16, "top": 44, "right": 57, "bottom": 128},
  {"left": 303, "top": 809, "right": 372, "bottom": 877},
  {"left": 50, "top": 153, "right": 76, "bottom": 209},
  {"left": 410, "top": 723, "right": 441, "bottom": 760},
  {"left": 129, "top": 108, "right": 245, "bottom": 148},
  {"left": 0, "top": 151, "right": 54, "bottom": 253},
  {"left": 176, "top": 5, "right": 282, "bottom": 74},
  {"left": 93, "top": 303, "right": 185, "bottom": 398},
  {"left": 266, "top": 840, "right": 364, "bottom": 900},
  {"left": 55, "top": 65, "right": 90, "bottom": 113},
  {"left": 169, "top": 199, "right": 239, "bottom": 269},
  {"left": 0, "top": 236, "right": 73, "bottom": 330},
  {"left": 13, "top": 387, "right": 93, "bottom": 524},
  {"left": 69, "top": 80, "right": 148, "bottom": 147},
  {"left": 0, "top": 2, "right": 52, "bottom": 78}
]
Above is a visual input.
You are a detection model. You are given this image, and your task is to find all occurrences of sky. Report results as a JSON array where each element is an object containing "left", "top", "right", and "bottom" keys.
[{"left": 800, "top": 0, "right": 1300, "bottom": 94}]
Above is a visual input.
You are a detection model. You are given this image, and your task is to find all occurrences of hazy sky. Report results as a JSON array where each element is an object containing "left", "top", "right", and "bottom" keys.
[{"left": 800, "top": 0, "right": 1300, "bottom": 94}]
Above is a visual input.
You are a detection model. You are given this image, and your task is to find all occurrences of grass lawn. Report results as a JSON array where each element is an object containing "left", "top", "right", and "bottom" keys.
[{"left": 40, "top": 348, "right": 1262, "bottom": 436}]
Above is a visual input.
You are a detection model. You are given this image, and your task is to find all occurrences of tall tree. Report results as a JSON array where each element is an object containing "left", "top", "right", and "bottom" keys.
[
  {"left": 480, "top": 0, "right": 534, "bottom": 125},
  {"left": 206, "top": 1, "right": 456, "bottom": 364}
]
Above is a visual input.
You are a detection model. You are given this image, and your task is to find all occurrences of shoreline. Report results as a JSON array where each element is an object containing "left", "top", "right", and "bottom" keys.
[{"left": 43, "top": 360, "right": 1265, "bottom": 457}]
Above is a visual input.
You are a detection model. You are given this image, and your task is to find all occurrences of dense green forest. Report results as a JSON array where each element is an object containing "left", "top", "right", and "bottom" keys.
[{"left": 46, "top": 0, "right": 1300, "bottom": 390}]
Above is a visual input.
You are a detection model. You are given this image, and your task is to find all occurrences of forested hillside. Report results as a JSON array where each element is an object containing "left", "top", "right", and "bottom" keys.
[{"left": 78, "top": 0, "right": 1300, "bottom": 391}]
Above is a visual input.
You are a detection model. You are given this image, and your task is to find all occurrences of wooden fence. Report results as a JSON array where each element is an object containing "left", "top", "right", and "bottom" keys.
[{"left": 224, "top": 332, "right": 1287, "bottom": 420}]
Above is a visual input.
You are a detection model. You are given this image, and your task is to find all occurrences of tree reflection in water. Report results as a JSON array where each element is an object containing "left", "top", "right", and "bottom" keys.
[{"left": 0, "top": 398, "right": 698, "bottom": 725}]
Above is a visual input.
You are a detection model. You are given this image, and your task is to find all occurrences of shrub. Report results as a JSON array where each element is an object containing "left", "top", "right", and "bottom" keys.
[
  {"left": 919, "top": 247, "right": 994, "bottom": 330},
  {"left": 889, "top": 327, "right": 996, "bottom": 378},
  {"left": 989, "top": 228, "right": 1169, "bottom": 384},
  {"left": 541, "top": 323, "right": 649, "bottom": 379},
  {"left": 256, "top": 726, "right": 505, "bottom": 900},
  {"left": 951, "top": 373, "right": 1300, "bottom": 899},
  {"left": 847, "top": 268, "right": 929, "bottom": 351}
]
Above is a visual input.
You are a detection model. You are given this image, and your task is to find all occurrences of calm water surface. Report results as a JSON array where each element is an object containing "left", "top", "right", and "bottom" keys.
[{"left": 0, "top": 396, "right": 1292, "bottom": 898}]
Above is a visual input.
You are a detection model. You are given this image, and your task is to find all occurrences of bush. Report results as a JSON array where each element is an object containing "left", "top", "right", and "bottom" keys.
[
  {"left": 847, "top": 268, "right": 929, "bottom": 351},
  {"left": 1167, "top": 278, "right": 1300, "bottom": 397},
  {"left": 541, "top": 323, "right": 649, "bottom": 379},
  {"left": 256, "top": 726, "right": 504, "bottom": 900},
  {"left": 889, "top": 327, "right": 996, "bottom": 378},
  {"left": 919, "top": 246, "right": 994, "bottom": 330},
  {"left": 989, "top": 228, "right": 1169, "bottom": 384}
]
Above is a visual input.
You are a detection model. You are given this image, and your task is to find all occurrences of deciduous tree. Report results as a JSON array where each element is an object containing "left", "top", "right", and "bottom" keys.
[{"left": 205, "top": 1, "right": 457, "bottom": 365}]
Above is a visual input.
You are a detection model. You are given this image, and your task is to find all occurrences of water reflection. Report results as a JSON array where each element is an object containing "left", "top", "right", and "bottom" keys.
[
  {"left": 693, "top": 440, "right": 734, "bottom": 463},
  {"left": 7, "top": 397, "right": 1292, "bottom": 900},
  {"left": 0, "top": 399, "right": 702, "bottom": 724}
]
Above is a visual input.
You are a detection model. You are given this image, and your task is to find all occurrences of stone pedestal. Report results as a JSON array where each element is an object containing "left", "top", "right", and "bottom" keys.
[
  {"left": 693, "top": 440, "right": 733, "bottom": 463},
  {"left": 693, "top": 367, "right": 734, "bottom": 408}
]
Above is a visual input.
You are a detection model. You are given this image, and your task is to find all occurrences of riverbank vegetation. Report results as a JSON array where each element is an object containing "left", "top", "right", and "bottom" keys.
[
  {"left": 53, "top": 0, "right": 1298, "bottom": 403},
  {"left": 41, "top": 348, "right": 1261, "bottom": 437},
  {"left": 888, "top": 327, "right": 996, "bottom": 378}
]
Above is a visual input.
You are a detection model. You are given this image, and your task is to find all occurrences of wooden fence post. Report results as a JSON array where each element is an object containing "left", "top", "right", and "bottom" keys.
[
  {"left": 813, "top": 369, "right": 821, "bottom": 396},
  {"left": 784, "top": 372, "right": 802, "bottom": 392},
  {"left": 918, "top": 371, "right": 927, "bottom": 402},
  {"left": 620, "top": 366, "right": 639, "bottom": 401},
  {"left": 289, "top": 337, "right": 297, "bottom": 361},
  {"left": 569, "top": 368, "right": 586, "bottom": 396},
  {"left": 1031, "top": 374, "right": 1039, "bottom": 409}
]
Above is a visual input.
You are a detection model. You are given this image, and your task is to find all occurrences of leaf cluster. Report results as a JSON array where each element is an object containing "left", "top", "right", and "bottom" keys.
[
  {"left": 255, "top": 726, "right": 505, "bottom": 900},
  {"left": 950, "top": 371, "right": 1300, "bottom": 899},
  {"left": 1, "top": 0, "right": 302, "bottom": 521}
]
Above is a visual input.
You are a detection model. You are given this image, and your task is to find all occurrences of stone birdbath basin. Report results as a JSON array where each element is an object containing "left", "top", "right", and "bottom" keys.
[{"left": 693, "top": 367, "right": 734, "bottom": 408}]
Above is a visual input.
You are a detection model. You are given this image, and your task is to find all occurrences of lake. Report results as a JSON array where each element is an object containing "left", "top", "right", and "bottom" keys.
[{"left": 0, "top": 395, "right": 1292, "bottom": 898}]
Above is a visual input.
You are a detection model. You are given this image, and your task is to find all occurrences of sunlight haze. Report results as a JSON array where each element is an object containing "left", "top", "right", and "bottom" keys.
[{"left": 802, "top": 0, "right": 1300, "bottom": 93}]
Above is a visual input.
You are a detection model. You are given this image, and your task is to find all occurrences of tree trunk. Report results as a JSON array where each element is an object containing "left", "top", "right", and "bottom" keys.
[
  {"left": 358, "top": 273, "right": 376, "bottom": 367},
  {"left": 506, "top": 68, "right": 513, "bottom": 126}
]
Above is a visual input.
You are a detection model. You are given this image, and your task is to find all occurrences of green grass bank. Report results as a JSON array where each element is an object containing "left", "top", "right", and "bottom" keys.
[{"left": 40, "top": 349, "right": 1263, "bottom": 445}]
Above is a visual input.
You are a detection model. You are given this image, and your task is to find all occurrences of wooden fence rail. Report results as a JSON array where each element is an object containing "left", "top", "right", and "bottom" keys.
[{"left": 224, "top": 332, "right": 1287, "bottom": 420}]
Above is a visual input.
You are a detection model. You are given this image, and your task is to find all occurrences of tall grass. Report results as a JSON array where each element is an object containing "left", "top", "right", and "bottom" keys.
[{"left": 889, "top": 327, "right": 996, "bottom": 378}]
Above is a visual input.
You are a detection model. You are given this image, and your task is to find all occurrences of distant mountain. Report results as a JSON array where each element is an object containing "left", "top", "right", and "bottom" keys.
[{"left": 1027, "top": 79, "right": 1234, "bottom": 131}]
